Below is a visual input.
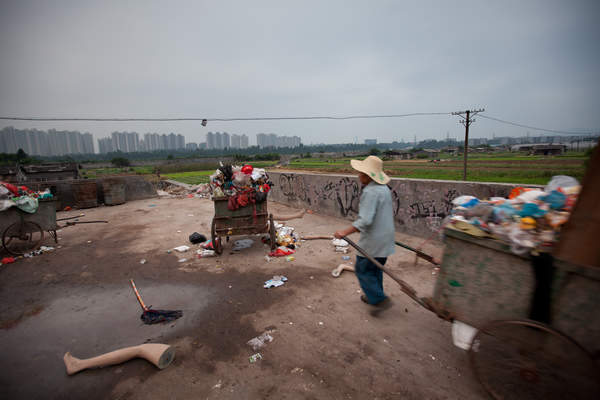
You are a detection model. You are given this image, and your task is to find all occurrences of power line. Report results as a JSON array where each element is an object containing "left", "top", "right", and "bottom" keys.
[
  {"left": 0, "top": 112, "right": 451, "bottom": 123},
  {"left": 478, "top": 114, "right": 599, "bottom": 135}
]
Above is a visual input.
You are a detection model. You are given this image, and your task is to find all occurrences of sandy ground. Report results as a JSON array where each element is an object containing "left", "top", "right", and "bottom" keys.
[{"left": 0, "top": 195, "right": 488, "bottom": 400}]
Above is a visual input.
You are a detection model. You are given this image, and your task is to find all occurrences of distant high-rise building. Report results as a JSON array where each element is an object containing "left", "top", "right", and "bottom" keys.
[
  {"left": 256, "top": 133, "right": 302, "bottom": 148},
  {"left": 222, "top": 132, "right": 230, "bottom": 149},
  {"left": 364, "top": 139, "right": 377, "bottom": 145},
  {"left": 206, "top": 132, "right": 215, "bottom": 149},
  {"left": 241, "top": 134, "right": 249, "bottom": 149},
  {"left": 186, "top": 142, "right": 198, "bottom": 150},
  {"left": 98, "top": 137, "right": 114, "bottom": 153},
  {"left": 230, "top": 134, "right": 241, "bottom": 149}
]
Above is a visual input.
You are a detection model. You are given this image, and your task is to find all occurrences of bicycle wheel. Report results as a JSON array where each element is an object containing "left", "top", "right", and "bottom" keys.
[
  {"left": 469, "top": 319, "right": 598, "bottom": 400},
  {"left": 2, "top": 221, "right": 44, "bottom": 256}
]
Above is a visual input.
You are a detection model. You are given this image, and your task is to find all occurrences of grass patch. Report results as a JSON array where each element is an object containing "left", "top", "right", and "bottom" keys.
[{"left": 163, "top": 170, "right": 213, "bottom": 185}]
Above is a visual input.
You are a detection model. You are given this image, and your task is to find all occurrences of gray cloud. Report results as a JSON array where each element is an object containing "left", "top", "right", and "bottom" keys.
[{"left": 1, "top": 0, "right": 599, "bottom": 147}]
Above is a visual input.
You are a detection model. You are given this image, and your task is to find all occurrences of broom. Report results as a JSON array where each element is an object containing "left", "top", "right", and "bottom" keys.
[{"left": 130, "top": 279, "right": 183, "bottom": 324}]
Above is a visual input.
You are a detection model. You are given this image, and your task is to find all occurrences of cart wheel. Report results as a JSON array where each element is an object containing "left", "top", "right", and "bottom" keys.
[
  {"left": 211, "top": 218, "right": 223, "bottom": 255},
  {"left": 469, "top": 319, "right": 599, "bottom": 400},
  {"left": 269, "top": 214, "right": 276, "bottom": 251},
  {"left": 2, "top": 221, "right": 44, "bottom": 256}
]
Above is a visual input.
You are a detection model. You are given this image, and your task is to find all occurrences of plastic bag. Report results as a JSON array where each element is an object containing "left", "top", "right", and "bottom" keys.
[{"left": 545, "top": 175, "right": 579, "bottom": 193}]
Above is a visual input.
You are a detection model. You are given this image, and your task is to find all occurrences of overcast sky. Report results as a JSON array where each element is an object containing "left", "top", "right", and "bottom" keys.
[{"left": 1, "top": 0, "right": 599, "bottom": 147}]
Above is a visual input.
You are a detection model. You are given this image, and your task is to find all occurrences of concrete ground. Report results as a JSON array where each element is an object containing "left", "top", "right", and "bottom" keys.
[{"left": 0, "top": 195, "right": 488, "bottom": 400}]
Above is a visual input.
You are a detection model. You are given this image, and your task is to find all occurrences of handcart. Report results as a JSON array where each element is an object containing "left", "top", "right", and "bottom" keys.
[
  {"left": 1, "top": 199, "right": 59, "bottom": 255},
  {"left": 1, "top": 198, "right": 108, "bottom": 256},
  {"left": 210, "top": 195, "right": 277, "bottom": 255}
]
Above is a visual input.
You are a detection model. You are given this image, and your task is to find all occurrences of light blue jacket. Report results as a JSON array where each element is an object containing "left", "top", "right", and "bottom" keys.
[{"left": 352, "top": 182, "right": 396, "bottom": 258}]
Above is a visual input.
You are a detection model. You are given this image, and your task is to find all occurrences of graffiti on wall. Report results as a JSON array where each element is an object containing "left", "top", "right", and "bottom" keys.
[{"left": 275, "top": 172, "right": 468, "bottom": 234}]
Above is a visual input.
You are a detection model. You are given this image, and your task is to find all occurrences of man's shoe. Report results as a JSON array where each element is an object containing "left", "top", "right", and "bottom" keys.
[
  {"left": 370, "top": 297, "right": 393, "bottom": 316},
  {"left": 360, "top": 294, "right": 369, "bottom": 304}
]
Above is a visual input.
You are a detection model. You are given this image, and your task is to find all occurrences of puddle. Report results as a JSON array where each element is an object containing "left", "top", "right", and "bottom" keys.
[{"left": 0, "top": 283, "right": 214, "bottom": 400}]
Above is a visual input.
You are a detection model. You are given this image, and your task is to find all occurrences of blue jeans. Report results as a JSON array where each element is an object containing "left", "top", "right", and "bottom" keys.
[{"left": 355, "top": 256, "right": 387, "bottom": 304}]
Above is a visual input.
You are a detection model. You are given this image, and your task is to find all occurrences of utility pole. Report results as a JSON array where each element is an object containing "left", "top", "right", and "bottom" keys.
[{"left": 452, "top": 108, "right": 485, "bottom": 180}]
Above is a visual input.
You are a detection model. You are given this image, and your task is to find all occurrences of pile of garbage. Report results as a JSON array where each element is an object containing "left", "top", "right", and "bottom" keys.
[
  {"left": 1, "top": 182, "right": 53, "bottom": 213},
  {"left": 448, "top": 175, "right": 580, "bottom": 255},
  {"left": 209, "top": 164, "right": 272, "bottom": 198}
]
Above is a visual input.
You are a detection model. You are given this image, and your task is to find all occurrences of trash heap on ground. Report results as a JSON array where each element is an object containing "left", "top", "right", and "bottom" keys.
[
  {"left": 267, "top": 221, "right": 299, "bottom": 257},
  {"left": 0, "top": 181, "right": 53, "bottom": 213},
  {"left": 448, "top": 175, "right": 580, "bottom": 255}
]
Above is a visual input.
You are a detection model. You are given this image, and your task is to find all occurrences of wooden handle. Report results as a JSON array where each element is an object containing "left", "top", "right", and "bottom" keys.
[{"left": 130, "top": 279, "right": 148, "bottom": 311}]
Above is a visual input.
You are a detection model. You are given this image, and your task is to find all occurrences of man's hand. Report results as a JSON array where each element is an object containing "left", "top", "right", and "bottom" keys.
[
  {"left": 334, "top": 226, "right": 358, "bottom": 239},
  {"left": 334, "top": 230, "right": 346, "bottom": 239}
]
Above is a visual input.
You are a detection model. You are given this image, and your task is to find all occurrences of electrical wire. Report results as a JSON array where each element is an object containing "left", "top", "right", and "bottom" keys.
[
  {"left": 0, "top": 112, "right": 451, "bottom": 122},
  {"left": 1, "top": 112, "right": 597, "bottom": 136},
  {"left": 478, "top": 113, "right": 599, "bottom": 136}
]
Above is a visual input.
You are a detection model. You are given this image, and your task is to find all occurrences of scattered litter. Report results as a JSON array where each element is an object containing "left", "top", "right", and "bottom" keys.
[
  {"left": 335, "top": 246, "right": 349, "bottom": 253},
  {"left": 148, "top": 204, "right": 156, "bottom": 207},
  {"left": 264, "top": 255, "right": 271, "bottom": 262},
  {"left": 247, "top": 332, "right": 274, "bottom": 351},
  {"left": 178, "top": 258, "right": 187, "bottom": 263},
  {"left": 249, "top": 353, "right": 262, "bottom": 363},
  {"left": 452, "top": 320, "right": 478, "bottom": 351},
  {"left": 140, "top": 259, "right": 147, "bottom": 264},
  {"left": 176, "top": 230, "right": 181, "bottom": 233},
  {"left": 232, "top": 239, "right": 254, "bottom": 251},
  {"left": 212, "top": 380, "right": 223, "bottom": 389},
  {"left": 331, "top": 238, "right": 349, "bottom": 247},
  {"left": 86, "top": 240, "right": 92, "bottom": 244},
  {"left": 342, "top": 255, "right": 351, "bottom": 261},
  {"left": 197, "top": 249, "right": 215, "bottom": 258},
  {"left": 269, "top": 246, "right": 295, "bottom": 257},
  {"left": 309, "top": 276, "right": 314, "bottom": 280},
  {"left": 291, "top": 367, "right": 303, "bottom": 374},
  {"left": 318, "top": 321, "right": 324, "bottom": 326},
  {"left": 1, "top": 257, "right": 16, "bottom": 265},
  {"left": 166, "top": 250, "right": 172, "bottom": 254},
  {"left": 285, "top": 256, "right": 295, "bottom": 262},
  {"left": 187, "top": 214, "right": 194, "bottom": 217},
  {"left": 429, "top": 354, "right": 436, "bottom": 361},
  {"left": 189, "top": 232, "right": 207, "bottom": 244},
  {"left": 173, "top": 245, "right": 190, "bottom": 253},
  {"left": 264, "top": 275, "right": 288, "bottom": 288}
]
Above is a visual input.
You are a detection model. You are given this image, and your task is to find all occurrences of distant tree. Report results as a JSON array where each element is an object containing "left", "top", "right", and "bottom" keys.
[
  {"left": 111, "top": 157, "right": 130, "bottom": 167},
  {"left": 167, "top": 154, "right": 174, "bottom": 160},
  {"left": 16, "top": 148, "right": 27, "bottom": 162},
  {"left": 369, "top": 148, "right": 381, "bottom": 156}
]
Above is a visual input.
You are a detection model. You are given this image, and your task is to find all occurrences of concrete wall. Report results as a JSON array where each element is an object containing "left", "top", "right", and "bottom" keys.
[
  {"left": 268, "top": 171, "right": 539, "bottom": 239},
  {"left": 22, "top": 176, "right": 156, "bottom": 209}
]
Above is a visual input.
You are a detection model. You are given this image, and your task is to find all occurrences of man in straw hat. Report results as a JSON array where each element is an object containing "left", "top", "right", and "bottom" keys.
[{"left": 334, "top": 155, "right": 395, "bottom": 312}]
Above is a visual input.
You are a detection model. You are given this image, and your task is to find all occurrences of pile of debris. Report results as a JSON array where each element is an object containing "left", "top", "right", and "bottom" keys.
[{"left": 448, "top": 175, "right": 580, "bottom": 255}]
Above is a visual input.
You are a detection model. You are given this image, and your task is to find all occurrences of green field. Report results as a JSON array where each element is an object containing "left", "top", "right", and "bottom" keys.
[
  {"left": 287, "top": 152, "right": 590, "bottom": 185},
  {"left": 163, "top": 170, "right": 213, "bottom": 185},
  {"left": 83, "top": 161, "right": 279, "bottom": 185},
  {"left": 81, "top": 153, "right": 590, "bottom": 186}
]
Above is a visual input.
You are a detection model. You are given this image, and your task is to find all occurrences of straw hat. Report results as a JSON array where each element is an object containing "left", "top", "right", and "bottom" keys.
[{"left": 350, "top": 156, "right": 390, "bottom": 184}]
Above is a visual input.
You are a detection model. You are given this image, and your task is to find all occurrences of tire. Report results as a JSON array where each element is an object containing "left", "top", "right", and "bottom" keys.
[
  {"left": 2, "top": 221, "right": 44, "bottom": 256},
  {"left": 211, "top": 218, "right": 223, "bottom": 255},
  {"left": 469, "top": 319, "right": 599, "bottom": 400}
]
